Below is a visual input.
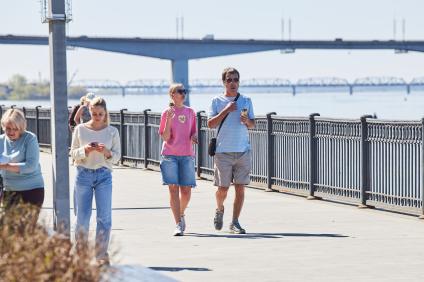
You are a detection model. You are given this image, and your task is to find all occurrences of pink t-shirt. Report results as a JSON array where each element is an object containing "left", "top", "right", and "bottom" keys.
[{"left": 158, "top": 106, "right": 197, "bottom": 156}]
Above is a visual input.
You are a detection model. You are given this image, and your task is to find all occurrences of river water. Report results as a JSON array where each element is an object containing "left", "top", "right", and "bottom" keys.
[{"left": 1, "top": 89, "right": 423, "bottom": 120}]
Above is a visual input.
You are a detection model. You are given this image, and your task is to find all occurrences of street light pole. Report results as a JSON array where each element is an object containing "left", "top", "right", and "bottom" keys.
[{"left": 47, "top": 0, "right": 70, "bottom": 235}]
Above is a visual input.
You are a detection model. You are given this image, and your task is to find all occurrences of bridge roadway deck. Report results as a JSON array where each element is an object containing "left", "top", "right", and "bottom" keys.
[{"left": 38, "top": 153, "right": 424, "bottom": 282}]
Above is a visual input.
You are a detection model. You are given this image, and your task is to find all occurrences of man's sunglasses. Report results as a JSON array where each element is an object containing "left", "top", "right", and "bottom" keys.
[
  {"left": 225, "top": 78, "right": 239, "bottom": 83},
  {"left": 175, "top": 89, "right": 187, "bottom": 95}
]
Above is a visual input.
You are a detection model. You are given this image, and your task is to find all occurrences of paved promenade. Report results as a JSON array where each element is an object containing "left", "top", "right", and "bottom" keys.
[{"left": 38, "top": 152, "right": 424, "bottom": 282}]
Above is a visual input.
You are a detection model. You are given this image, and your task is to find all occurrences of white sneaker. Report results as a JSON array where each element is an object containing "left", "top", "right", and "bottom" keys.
[
  {"left": 180, "top": 215, "right": 186, "bottom": 232},
  {"left": 173, "top": 222, "right": 184, "bottom": 236}
]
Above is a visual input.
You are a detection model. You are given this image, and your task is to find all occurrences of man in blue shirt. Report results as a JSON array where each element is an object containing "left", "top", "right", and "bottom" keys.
[{"left": 208, "top": 67, "right": 255, "bottom": 234}]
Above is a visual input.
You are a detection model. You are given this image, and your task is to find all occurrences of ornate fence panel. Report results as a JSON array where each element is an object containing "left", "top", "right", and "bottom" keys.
[
  {"left": 197, "top": 114, "right": 216, "bottom": 180},
  {"left": 145, "top": 112, "right": 162, "bottom": 167},
  {"left": 249, "top": 117, "right": 268, "bottom": 187},
  {"left": 23, "top": 107, "right": 37, "bottom": 135},
  {"left": 109, "top": 111, "right": 121, "bottom": 128},
  {"left": 272, "top": 117, "right": 310, "bottom": 194},
  {"left": 367, "top": 120, "right": 422, "bottom": 213},
  {"left": 122, "top": 111, "right": 145, "bottom": 165},
  {"left": 37, "top": 108, "right": 52, "bottom": 146},
  {"left": 314, "top": 118, "right": 362, "bottom": 203}
]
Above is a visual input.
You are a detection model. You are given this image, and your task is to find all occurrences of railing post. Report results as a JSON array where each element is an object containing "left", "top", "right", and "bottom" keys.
[
  {"left": 143, "top": 109, "right": 151, "bottom": 169},
  {"left": 307, "top": 113, "right": 320, "bottom": 199},
  {"left": 22, "top": 106, "right": 27, "bottom": 117},
  {"left": 196, "top": 111, "right": 205, "bottom": 178},
  {"left": 120, "top": 108, "right": 127, "bottom": 165},
  {"left": 265, "top": 112, "right": 276, "bottom": 192},
  {"left": 359, "top": 115, "right": 374, "bottom": 208},
  {"left": 35, "top": 106, "right": 41, "bottom": 140},
  {"left": 420, "top": 118, "right": 424, "bottom": 219}
]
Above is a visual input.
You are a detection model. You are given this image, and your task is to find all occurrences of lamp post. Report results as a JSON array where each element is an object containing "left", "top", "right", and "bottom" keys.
[{"left": 44, "top": 0, "right": 72, "bottom": 235}]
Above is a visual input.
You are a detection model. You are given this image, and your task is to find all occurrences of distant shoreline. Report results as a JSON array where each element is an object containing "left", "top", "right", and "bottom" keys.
[{"left": 0, "top": 95, "right": 82, "bottom": 101}]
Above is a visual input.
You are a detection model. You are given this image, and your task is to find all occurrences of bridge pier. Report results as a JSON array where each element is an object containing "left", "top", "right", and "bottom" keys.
[{"left": 171, "top": 59, "right": 190, "bottom": 106}]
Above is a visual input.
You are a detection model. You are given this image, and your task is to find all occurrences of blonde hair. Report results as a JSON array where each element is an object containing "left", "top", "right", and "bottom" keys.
[
  {"left": 79, "top": 95, "right": 87, "bottom": 105},
  {"left": 89, "top": 96, "right": 110, "bottom": 125},
  {"left": 1, "top": 108, "right": 27, "bottom": 133},
  {"left": 168, "top": 83, "right": 184, "bottom": 104}
]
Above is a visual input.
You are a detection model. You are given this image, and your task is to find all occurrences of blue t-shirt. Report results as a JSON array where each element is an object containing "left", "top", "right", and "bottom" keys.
[
  {"left": 0, "top": 131, "right": 44, "bottom": 191},
  {"left": 208, "top": 94, "right": 255, "bottom": 153}
]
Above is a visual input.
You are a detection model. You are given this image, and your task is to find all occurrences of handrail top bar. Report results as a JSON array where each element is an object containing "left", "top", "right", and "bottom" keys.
[
  {"left": 110, "top": 110, "right": 161, "bottom": 115},
  {"left": 315, "top": 117, "right": 361, "bottom": 123},
  {"left": 271, "top": 116, "right": 310, "bottom": 121},
  {"left": 196, "top": 112, "right": 309, "bottom": 121},
  {"left": 116, "top": 110, "right": 142, "bottom": 115},
  {"left": 117, "top": 110, "right": 158, "bottom": 115},
  {"left": 367, "top": 119, "right": 422, "bottom": 125}
]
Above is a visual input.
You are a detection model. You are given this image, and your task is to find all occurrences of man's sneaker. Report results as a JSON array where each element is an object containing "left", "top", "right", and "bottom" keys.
[
  {"left": 173, "top": 222, "right": 184, "bottom": 236},
  {"left": 214, "top": 208, "right": 224, "bottom": 230},
  {"left": 229, "top": 220, "right": 246, "bottom": 234},
  {"left": 180, "top": 215, "right": 186, "bottom": 232}
]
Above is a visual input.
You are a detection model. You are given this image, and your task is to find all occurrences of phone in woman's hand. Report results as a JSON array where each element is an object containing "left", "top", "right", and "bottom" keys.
[{"left": 89, "top": 142, "right": 98, "bottom": 147}]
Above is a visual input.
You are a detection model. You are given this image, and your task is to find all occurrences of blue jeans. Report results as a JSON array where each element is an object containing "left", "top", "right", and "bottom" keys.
[
  {"left": 160, "top": 155, "right": 196, "bottom": 187},
  {"left": 74, "top": 166, "right": 112, "bottom": 259}
]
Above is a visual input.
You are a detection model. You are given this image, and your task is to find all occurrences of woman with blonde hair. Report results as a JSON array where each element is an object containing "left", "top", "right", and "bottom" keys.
[
  {"left": 159, "top": 83, "right": 197, "bottom": 236},
  {"left": 71, "top": 97, "right": 120, "bottom": 265},
  {"left": 0, "top": 108, "right": 44, "bottom": 219}
]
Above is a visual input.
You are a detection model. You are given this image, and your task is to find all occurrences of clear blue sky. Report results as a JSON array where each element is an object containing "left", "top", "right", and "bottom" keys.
[{"left": 0, "top": 0, "right": 423, "bottom": 83}]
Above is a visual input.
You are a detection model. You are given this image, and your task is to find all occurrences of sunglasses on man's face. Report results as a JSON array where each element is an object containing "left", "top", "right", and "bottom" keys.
[
  {"left": 175, "top": 89, "right": 187, "bottom": 95},
  {"left": 225, "top": 77, "right": 239, "bottom": 84}
]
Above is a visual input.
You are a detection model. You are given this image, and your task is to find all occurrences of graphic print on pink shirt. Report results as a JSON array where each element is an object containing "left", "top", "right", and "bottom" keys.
[{"left": 158, "top": 106, "right": 197, "bottom": 156}]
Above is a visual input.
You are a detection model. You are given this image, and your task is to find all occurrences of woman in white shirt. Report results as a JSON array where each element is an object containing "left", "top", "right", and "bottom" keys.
[{"left": 70, "top": 97, "right": 121, "bottom": 266}]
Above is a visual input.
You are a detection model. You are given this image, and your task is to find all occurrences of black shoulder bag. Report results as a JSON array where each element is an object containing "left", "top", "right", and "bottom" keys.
[{"left": 208, "top": 93, "right": 240, "bottom": 156}]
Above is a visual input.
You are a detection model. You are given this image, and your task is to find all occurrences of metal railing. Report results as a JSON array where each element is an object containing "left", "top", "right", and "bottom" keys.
[{"left": 3, "top": 105, "right": 423, "bottom": 217}]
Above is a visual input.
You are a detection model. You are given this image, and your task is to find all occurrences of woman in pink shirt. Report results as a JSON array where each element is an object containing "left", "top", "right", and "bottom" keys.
[{"left": 159, "top": 83, "right": 197, "bottom": 236}]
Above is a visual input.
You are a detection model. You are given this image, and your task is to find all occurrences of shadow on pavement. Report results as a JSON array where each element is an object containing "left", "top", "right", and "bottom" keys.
[
  {"left": 109, "top": 265, "right": 178, "bottom": 281},
  {"left": 41, "top": 207, "right": 170, "bottom": 210},
  {"left": 111, "top": 207, "right": 170, "bottom": 210},
  {"left": 184, "top": 232, "right": 349, "bottom": 239},
  {"left": 149, "top": 267, "right": 211, "bottom": 272}
]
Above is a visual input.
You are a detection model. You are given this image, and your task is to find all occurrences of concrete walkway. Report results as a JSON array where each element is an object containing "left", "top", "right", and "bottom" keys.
[{"left": 38, "top": 153, "right": 424, "bottom": 282}]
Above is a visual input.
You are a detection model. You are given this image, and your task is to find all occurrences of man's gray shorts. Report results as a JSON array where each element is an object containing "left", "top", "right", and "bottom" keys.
[{"left": 214, "top": 151, "right": 251, "bottom": 187}]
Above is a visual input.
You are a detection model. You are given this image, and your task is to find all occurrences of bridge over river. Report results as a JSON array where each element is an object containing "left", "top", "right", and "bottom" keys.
[{"left": 2, "top": 34, "right": 424, "bottom": 103}]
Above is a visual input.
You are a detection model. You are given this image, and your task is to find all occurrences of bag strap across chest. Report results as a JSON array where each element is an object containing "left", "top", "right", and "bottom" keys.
[{"left": 216, "top": 93, "right": 240, "bottom": 136}]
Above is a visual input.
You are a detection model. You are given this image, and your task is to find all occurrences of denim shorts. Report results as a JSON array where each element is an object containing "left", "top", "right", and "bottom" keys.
[{"left": 160, "top": 155, "right": 196, "bottom": 187}]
